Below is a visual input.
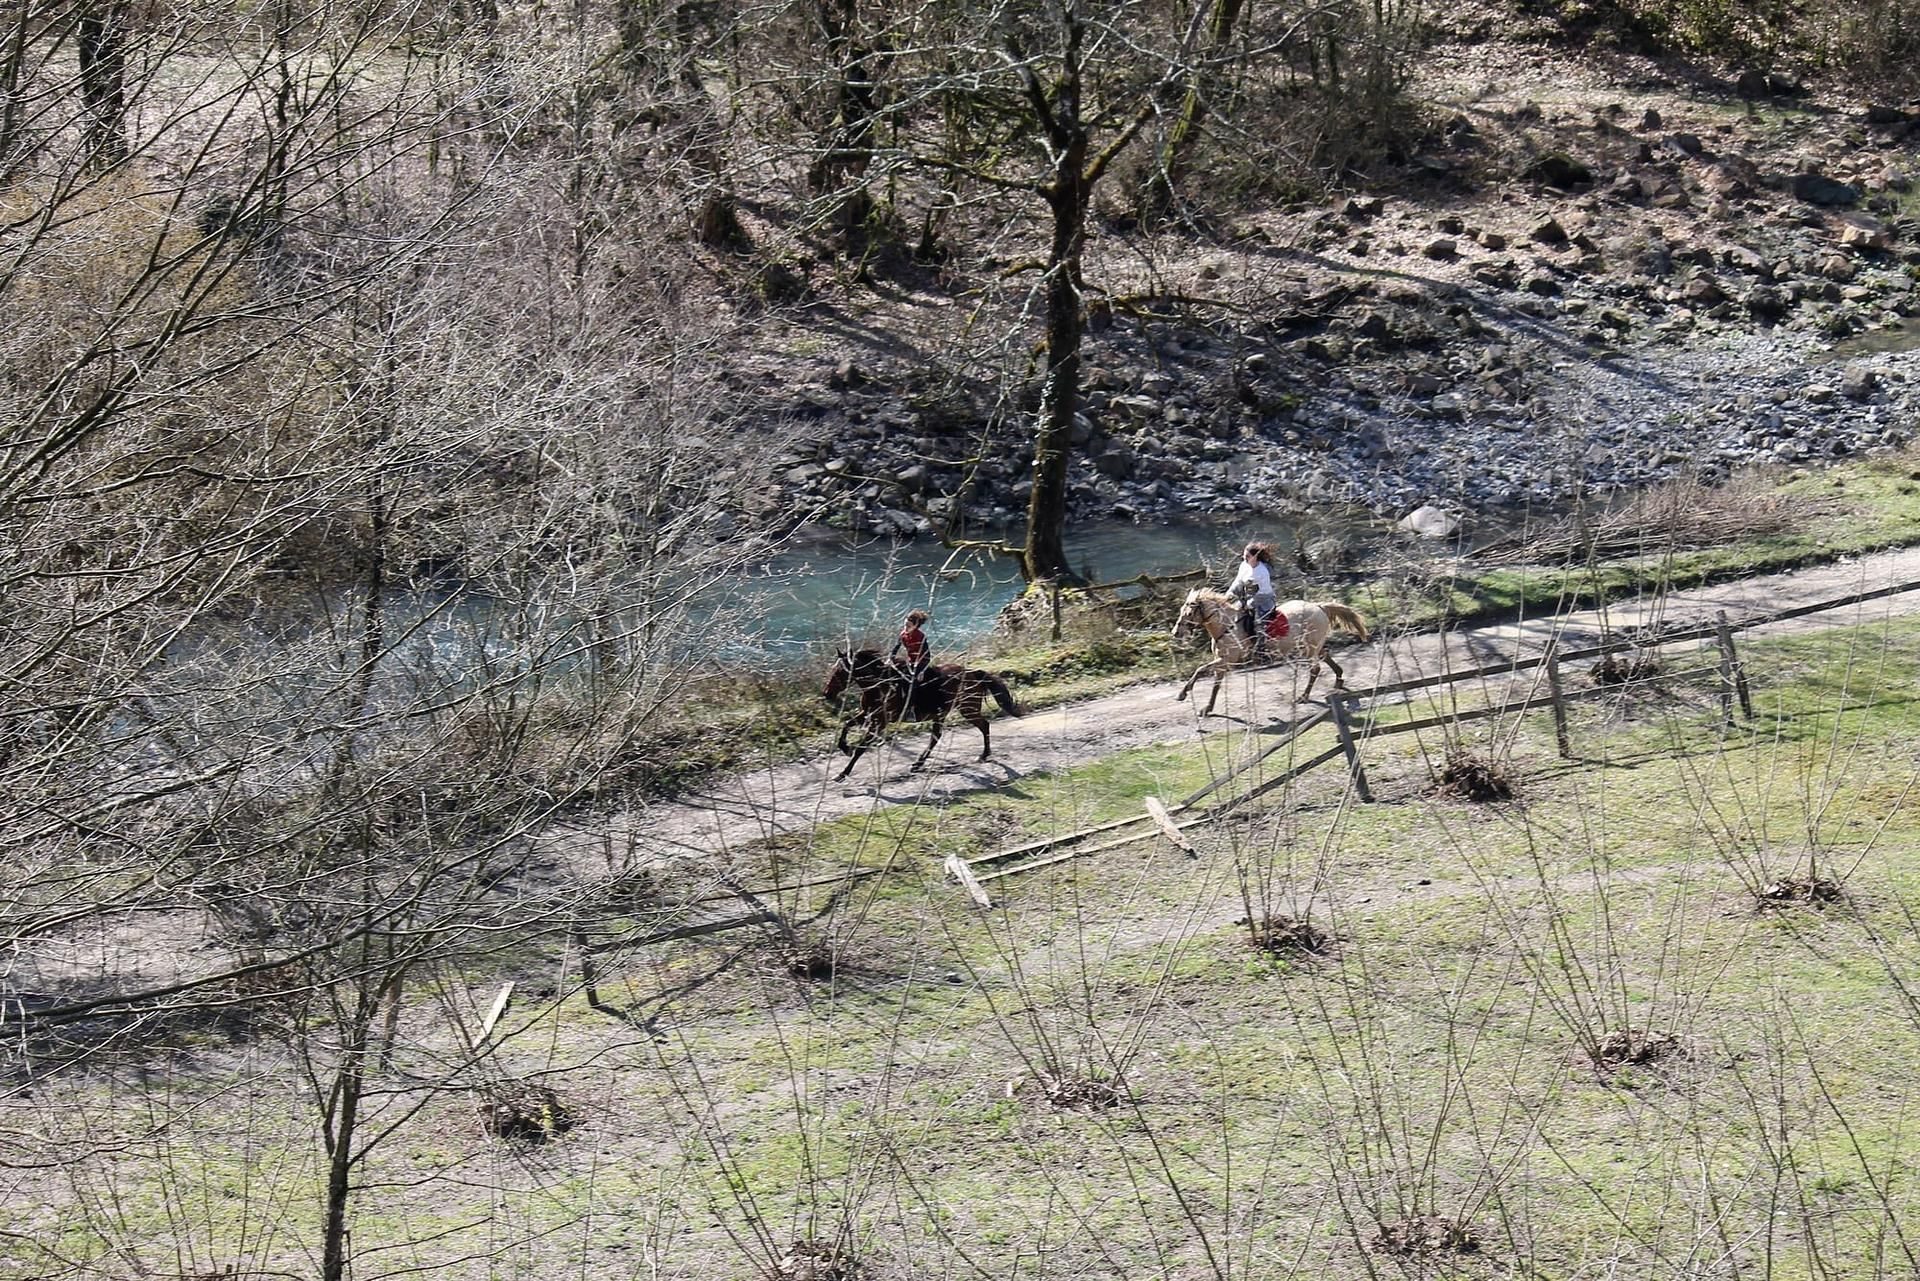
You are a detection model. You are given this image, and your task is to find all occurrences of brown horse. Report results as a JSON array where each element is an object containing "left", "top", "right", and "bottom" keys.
[
  {"left": 824, "top": 648, "right": 1021, "bottom": 782},
  {"left": 1172, "top": 588, "right": 1371, "bottom": 716}
]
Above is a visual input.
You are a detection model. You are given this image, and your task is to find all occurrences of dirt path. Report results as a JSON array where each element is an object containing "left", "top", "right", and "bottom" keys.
[{"left": 605, "top": 546, "right": 1920, "bottom": 866}]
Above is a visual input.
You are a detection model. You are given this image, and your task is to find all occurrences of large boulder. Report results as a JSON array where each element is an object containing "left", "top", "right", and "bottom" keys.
[
  {"left": 1398, "top": 504, "right": 1461, "bottom": 539},
  {"left": 1793, "top": 172, "right": 1861, "bottom": 207}
]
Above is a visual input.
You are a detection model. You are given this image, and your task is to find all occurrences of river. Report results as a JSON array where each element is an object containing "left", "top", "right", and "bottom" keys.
[{"left": 735, "top": 514, "right": 1377, "bottom": 664}]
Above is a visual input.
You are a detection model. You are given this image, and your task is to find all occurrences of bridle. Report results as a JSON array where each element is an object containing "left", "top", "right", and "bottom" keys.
[{"left": 1174, "top": 592, "right": 1227, "bottom": 641}]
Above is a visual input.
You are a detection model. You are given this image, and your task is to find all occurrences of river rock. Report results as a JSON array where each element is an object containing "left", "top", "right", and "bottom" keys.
[
  {"left": 1524, "top": 154, "right": 1593, "bottom": 189},
  {"left": 1399, "top": 504, "right": 1460, "bottom": 538},
  {"left": 1820, "top": 252, "right": 1858, "bottom": 281},
  {"left": 1793, "top": 172, "right": 1861, "bottom": 207},
  {"left": 1747, "top": 286, "right": 1791, "bottom": 319},
  {"left": 1530, "top": 217, "right": 1570, "bottom": 246},
  {"left": 1841, "top": 364, "right": 1880, "bottom": 400},
  {"left": 1094, "top": 446, "right": 1136, "bottom": 479},
  {"left": 1684, "top": 276, "right": 1727, "bottom": 305},
  {"left": 1839, "top": 217, "right": 1892, "bottom": 251}
]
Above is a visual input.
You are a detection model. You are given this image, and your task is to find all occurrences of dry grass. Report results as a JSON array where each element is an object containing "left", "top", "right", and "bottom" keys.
[{"left": 1476, "top": 474, "right": 1827, "bottom": 567}]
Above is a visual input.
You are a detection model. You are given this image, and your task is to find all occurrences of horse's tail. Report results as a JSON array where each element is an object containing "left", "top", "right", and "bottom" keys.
[
  {"left": 975, "top": 672, "right": 1022, "bottom": 717},
  {"left": 1319, "top": 603, "right": 1371, "bottom": 642}
]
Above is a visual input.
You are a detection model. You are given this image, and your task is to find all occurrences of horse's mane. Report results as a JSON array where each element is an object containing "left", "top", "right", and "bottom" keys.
[{"left": 1188, "top": 588, "right": 1237, "bottom": 606}]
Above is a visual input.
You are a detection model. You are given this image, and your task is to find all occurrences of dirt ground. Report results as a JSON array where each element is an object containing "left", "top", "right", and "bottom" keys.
[{"left": 612, "top": 544, "right": 1920, "bottom": 865}]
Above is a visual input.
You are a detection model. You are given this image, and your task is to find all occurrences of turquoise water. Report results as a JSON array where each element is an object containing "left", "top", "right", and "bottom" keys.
[{"left": 734, "top": 517, "right": 1346, "bottom": 664}]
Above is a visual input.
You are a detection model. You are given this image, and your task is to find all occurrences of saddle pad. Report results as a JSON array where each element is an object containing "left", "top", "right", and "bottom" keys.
[{"left": 1264, "top": 612, "right": 1290, "bottom": 640}]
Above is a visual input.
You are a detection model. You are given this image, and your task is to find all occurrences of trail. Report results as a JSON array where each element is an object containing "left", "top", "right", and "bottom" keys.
[{"left": 594, "top": 546, "right": 1920, "bottom": 867}]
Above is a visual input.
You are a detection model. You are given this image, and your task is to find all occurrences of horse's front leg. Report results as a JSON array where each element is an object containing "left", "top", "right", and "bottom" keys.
[
  {"left": 836, "top": 713, "right": 863, "bottom": 755},
  {"left": 1178, "top": 661, "right": 1211, "bottom": 702},
  {"left": 1302, "top": 660, "right": 1321, "bottom": 702},
  {"left": 835, "top": 738, "right": 865, "bottom": 781},
  {"left": 910, "top": 716, "right": 944, "bottom": 772},
  {"left": 1202, "top": 668, "right": 1227, "bottom": 717},
  {"left": 1324, "top": 651, "right": 1346, "bottom": 691},
  {"left": 836, "top": 714, "right": 884, "bottom": 781}
]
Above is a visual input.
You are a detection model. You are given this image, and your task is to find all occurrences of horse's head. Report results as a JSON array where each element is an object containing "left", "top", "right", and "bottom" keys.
[
  {"left": 824, "top": 650, "right": 852, "bottom": 701},
  {"left": 1174, "top": 589, "right": 1240, "bottom": 644},
  {"left": 1173, "top": 589, "right": 1214, "bottom": 641},
  {"left": 826, "top": 648, "right": 887, "bottom": 700}
]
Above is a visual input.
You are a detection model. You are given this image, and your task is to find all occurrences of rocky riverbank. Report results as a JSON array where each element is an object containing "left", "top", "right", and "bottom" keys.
[{"left": 738, "top": 39, "right": 1920, "bottom": 543}]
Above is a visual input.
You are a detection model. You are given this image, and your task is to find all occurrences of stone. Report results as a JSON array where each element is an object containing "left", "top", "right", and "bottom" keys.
[
  {"left": 1344, "top": 195, "right": 1385, "bottom": 219},
  {"left": 1724, "top": 245, "right": 1770, "bottom": 275},
  {"left": 1805, "top": 384, "right": 1836, "bottom": 404},
  {"left": 1607, "top": 174, "right": 1645, "bottom": 202},
  {"left": 1641, "top": 108, "right": 1663, "bottom": 131},
  {"left": 1434, "top": 215, "right": 1465, "bottom": 234},
  {"left": 895, "top": 463, "right": 929, "bottom": 491},
  {"left": 1736, "top": 69, "right": 1771, "bottom": 98},
  {"left": 1839, "top": 217, "right": 1893, "bottom": 251},
  {"left": 1523, "top": 153, "right": 1594, "bottom": 189},
  {"left": 1746, "top": 286, "right": 1791, "bottom": 319},
  {"left": 1423, "top": 237, "right": 1459, "bottom": 259},
  {"left": 1477, "top": 230, "right": 1509, "bottom": 250},
  {"left": 1664, "top": 132, "right": 1706, "bottom": 157},
  {"left": 1522, "top": 272, "right": 1562, "bottom": 296},
  {"left": 1398, "top": 504, "right": 1460, "bottom": 538},
  {"left": 1472, "top": 261, "right": 1520, "bottom": 288},
  {"left": 1841, "top": 364, "right": 1880, "bottom": 400},
  {"left": 1793, "top": 172, "right": 1861, "bottom": 206},
  {"left": 1649, "top": 186, "right": 1692, "bottom": 210},
  {"left": 1094, "top": 446, "right": 1135, "bottom": 479},
  {"left": 1684, "top": 276, "right": 1727, "bottom": 305},
  {"left": 1820, "top": 253, "right": 1858, "bottom": 281},
  {"left": 1865, "top": 104, "right": 1913, "bottom": 126},
  {"left": 1530, "top": 217, "right": 1569, "bottom": 245}
]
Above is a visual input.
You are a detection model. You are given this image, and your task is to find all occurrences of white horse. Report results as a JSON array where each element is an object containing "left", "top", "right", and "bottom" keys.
[{"left": 1172, "top": 588, "right": 1371, "bottom": 716}]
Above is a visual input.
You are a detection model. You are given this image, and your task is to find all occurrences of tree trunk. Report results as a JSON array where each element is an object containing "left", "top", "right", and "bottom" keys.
[
  {"left": 1141, "top": 0, "right": 1244, "bottom": 222},
  {"left": 1022, "top": 17, "right": 1091, "bottom": 585},
  {"left": 0, "top": 4, "right": 30, "bottom": 172},
  {"left": 319, "top": 1051, "right": 364, "bottom": 1281},
  {"left": 76, "top": 3, "right": 128, "bottom": 168}
]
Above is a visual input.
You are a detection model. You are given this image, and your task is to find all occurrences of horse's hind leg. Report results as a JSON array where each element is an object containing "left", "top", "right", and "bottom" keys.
[
  {"left": 1325, "top": 652, "right": 1346, "bottom": 691},
  {"left": 1303, "top": 660, "right": 1321, "bottom": 702},
  {"left": 969, "top": 714, "right": 992, "bottom": 761}
]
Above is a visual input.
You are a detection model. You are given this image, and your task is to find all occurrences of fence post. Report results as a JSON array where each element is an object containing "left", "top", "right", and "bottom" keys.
[
  {"left": 1543, "top": 639, "right": 1573, "bottom": 759},
  {"left": 1329, "top": 692, "right": 1373, "bottom": 802},
  {"left": 1715, "top": 609, "right": 1752, "bottom": 721},
  {"left": 1050, "top": 581, "right": 1063, "bottom": 642}
]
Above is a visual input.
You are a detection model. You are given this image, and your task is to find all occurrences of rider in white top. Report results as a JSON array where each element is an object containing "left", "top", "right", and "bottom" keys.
[{"left": 1229, "top": 542, "right": 1278, "bottom": 642}]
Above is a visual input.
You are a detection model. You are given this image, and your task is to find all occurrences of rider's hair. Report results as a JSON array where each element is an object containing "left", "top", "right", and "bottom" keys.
[
  {"left": 1243, "top": 541, "right": 1274, "bottom": 567},
  {"left": 905, "top": 609, "right": 930, "bottom": 625}
]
